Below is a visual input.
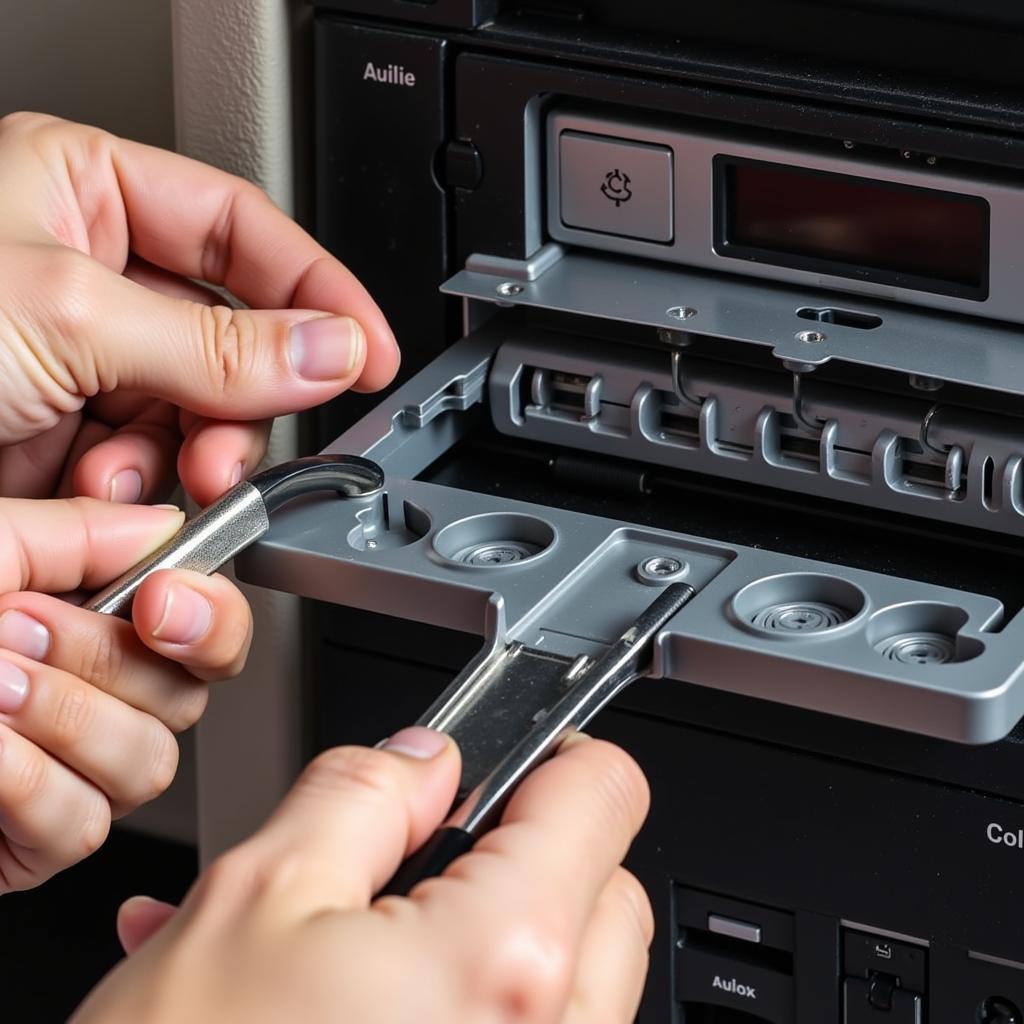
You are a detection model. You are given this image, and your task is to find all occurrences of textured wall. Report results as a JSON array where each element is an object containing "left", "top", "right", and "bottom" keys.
[
  {"left": 172, "top": 0, "right": 310, "bottom": 863},
  {"left": 0, "top": 0, "right": 174, "bottom": 148}
]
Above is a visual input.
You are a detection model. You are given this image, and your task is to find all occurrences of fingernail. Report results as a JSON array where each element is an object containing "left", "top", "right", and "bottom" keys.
[
  {"left": 559, "top": 731, "right": 591, "bottom": 751},
  {"left": 0, "top": 659, "right": 29, "bottom": 714},
  {"left": 151, "top": 584, "right": 213, "bottom": 645},
  {"left": 109, "top": 468, "right": 143, "bottom": 504},
  {"left": 378, "top": 726, "right": 448, "bottom": 760},
  {"left": 153, "top": 504, "right": 181, "bottom": 512},
  {"left": 289, "top": 316, "right": 365, "bottom": 381},
  {"left": 229, "top": 462, "right": 244, "bottom": 487},
  {"left": 0, "top": 610, "right": 51, "bottom": 662}
]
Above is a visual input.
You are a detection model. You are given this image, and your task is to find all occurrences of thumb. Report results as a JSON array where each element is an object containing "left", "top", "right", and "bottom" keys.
[
  {"left": 237, "top": 728, "right": 461, "bottom": 918},
  {"left": 22, "top": 250, "right": 370, "bottom": 421},
  {"left": 117, "top": 895, "right": 177, "bottom": 955},
  {"left": 0, "top": 496, "right": 184, "bottom": 595}
]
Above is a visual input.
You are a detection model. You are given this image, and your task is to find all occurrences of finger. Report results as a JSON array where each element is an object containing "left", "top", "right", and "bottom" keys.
[
  {"left": 33, "top": 254, "right": 372, "bottom": 419},
  {"left": 0, "top": 413, "right": 82, "bottom": 498},
  {"left": 0, "top": 651, "right": 178, "bottom": 816},
  {"left": 117, "top": 895, "right": 177, "bottom": 955},
  {"left": 0, "top": 722, "right": 110, "bottom": 893},
  {"left": 122, "top": 254, "right": 226, "bottom": 306},
  {"left": 176, "top": 418, "right": 272, "bottom": 506},
  {"left": 71, "top": 401, "right": 181, "bottom": 504},
  {"left": 229, "top": 729, "right": 460, "bottom": 918},
  {"left": 564, "top": 869, "right": 654, "bottom": 1024},
  {"left": 0, "top": 497, "right": 184, "bottom": 595},
  {"left": 107, "top": 138, "right": 399, "bottom": 392},
  {"left": 405, "top": 738, "right": 649, "bottom": 1016},
  {"left": 132, "top": 569, "right": 253, "bottom": 682},
  {"left": 0, "top": 592, "right": 208, "bottom": 729},
  {"left": 4, "top": 119, "right": 397, "bottom": 393}
]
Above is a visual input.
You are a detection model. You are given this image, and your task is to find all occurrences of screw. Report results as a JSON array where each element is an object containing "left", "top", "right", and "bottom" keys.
[
  {"left": 644, "top": 556, "right": 682, "bottom": 576},
  {"left": 636, "top": 555, "right": 688, "bottom": 584},
  {"left": 842, "top": 140, "right": 856, "bottom": 150},
  {"left": 925, "top": 155, "right": 938, "bottom": 166},
  {"left": 901, "top": 150, "right": 914, "bottom": 160},
  {"left": 796, "top": 330, "right": 826, "bottom": 344},
  {"left": 495, "top": 281, "right": 523, "bottom": 298},
  {"left": 909, "top": 374, "right": 943, "bottom": 392},
  {"left": 666, "top": 306, "right": 697, "bottom": 321}
]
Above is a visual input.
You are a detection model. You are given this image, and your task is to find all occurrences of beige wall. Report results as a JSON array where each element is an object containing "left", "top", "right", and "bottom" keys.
[{"left": 0, "top": 0, "right": 174, "bottom": 147}]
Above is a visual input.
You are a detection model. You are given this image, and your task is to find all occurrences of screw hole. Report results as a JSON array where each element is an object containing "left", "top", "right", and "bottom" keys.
[
  {"left": 666, "top": 306, "right": 697, "bottom": 321},
  {"left": 796, "top": 329, "right": 827, "bottom": 344}
]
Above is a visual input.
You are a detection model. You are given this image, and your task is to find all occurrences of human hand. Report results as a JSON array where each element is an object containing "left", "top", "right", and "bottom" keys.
[
  {"left": 0, "top": 498, "right": 264, "bottom": 892},
  {"left": 0, "top": 111, "right": 398, "bottom": 506},
  {"left": 73, "top": 730, "right": 654, "bottom": 1024},
  {"left": 0, "top": 111, "right": 399, "bottom": 892}
]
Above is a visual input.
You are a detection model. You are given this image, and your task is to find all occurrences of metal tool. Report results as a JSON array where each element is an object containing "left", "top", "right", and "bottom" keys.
[
  {"left": 380, "top": 581, "right": 698, "bottom": 896},
  {"left": 84, "top": 455, "right": 385, "bottom": 617}
]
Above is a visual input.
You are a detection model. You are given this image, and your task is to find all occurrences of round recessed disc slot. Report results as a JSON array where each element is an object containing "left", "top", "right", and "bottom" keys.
[
  {"left": 731, "top": 573, "right": 867, "bottom": 641},
  {"left": 752, "top": 601, "right": 849, "bottom": 634},
  {"left": 867, "top": 602, "right": 982, "bottom": 666},
  {"left": 876, "top": 632, "right": 957, "bottom": 666},
  {"left": 455, "top": 541, "right": 540, "bottom": 566},
  {"left": 432, "top": 513, "right": 556, "bottom": 569}
]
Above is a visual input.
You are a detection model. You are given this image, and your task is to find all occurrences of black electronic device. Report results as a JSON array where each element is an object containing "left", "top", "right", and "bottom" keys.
[{"left": 297, "top": 3, "right": 1024, "bottom": 1021}]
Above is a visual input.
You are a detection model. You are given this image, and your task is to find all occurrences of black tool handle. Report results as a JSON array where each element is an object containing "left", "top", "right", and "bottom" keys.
[{"left": 378, "top": 826, "right": 476, "bottom": 898}]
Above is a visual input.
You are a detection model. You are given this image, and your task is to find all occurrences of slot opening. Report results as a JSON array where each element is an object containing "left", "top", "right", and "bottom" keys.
[
  {"left": 679, "top": 1005, "right": 775, "bottom": 1022},
  {"left": 983, "top": 456, "right": 996, "bottom": 510},
  {"left": 680, "top": 929, "right": 794, "bottom": 975},
  {"left": 796, "top": 306, "right": 883, "bottom": 330},
  {"left": 525, "top": 367, "right": 602, "bottom": 422}
]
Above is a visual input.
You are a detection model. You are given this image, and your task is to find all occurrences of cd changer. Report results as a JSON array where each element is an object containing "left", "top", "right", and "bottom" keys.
[{"left": 490, "top": 330, "right": 1024, "bottom": 539}]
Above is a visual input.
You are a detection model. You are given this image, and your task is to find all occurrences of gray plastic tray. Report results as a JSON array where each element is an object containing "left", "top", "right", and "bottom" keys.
[{"left": 236, "top": 321, "right": 1024, "bottom": 745}]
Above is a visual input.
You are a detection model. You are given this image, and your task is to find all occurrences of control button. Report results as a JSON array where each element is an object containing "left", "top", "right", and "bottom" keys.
[
  {"left": 559, "top": 131, "right": 673, "bottom": 243},
  {"left": 843, "top": 931, "right": 927, "bottom": 993},
  {"left": 844, "top": 977, "right": 922, "bottom": 1023},
  {"left": 708, "top": 913, "right": 762, "bottom": 944},
  {"left": 676, "top": 945, "right": 793, "bottom": 1022},
  {"left": 978, "top": 996, "right": 1023, "bottom": 1024}
]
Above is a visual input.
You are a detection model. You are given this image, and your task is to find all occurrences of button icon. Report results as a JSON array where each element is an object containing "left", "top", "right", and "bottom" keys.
[{"left": 600, "top": 169, "right": 632, "bottom": 206}]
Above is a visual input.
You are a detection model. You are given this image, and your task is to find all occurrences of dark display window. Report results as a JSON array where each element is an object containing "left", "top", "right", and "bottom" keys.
[{"left": 715, "top": 157, "right": 990, "bottom": 300}]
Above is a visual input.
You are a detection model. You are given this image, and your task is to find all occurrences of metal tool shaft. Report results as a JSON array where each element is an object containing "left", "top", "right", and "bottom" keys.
[
  {"left": 451, "top": 581, "right": 696, "bottom": 836},
  {"left": 83, "top": 482, "right": 270, "bottom": 617},
  {"left": 83, "top": 455, "right": 385, "bottom": 618}
]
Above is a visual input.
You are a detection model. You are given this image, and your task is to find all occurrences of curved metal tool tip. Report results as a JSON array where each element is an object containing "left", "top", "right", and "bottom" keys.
[{"left": 250, "top": 454, "right": 385, "bottom": 514}]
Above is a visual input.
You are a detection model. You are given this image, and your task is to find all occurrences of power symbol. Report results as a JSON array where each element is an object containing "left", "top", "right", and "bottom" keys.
[{"left": 600, "top": 169, "right": 632, "bottom": 206}]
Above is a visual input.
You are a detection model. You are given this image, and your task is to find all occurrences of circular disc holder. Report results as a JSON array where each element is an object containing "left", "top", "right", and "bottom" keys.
[{"left": 237, "top": 325, "right": 1024, "bottom": 745}]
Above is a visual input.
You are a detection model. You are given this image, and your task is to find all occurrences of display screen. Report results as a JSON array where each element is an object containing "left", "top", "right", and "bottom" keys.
[{"left": 718, "top": 158, "right": 989, "bottom": 299}]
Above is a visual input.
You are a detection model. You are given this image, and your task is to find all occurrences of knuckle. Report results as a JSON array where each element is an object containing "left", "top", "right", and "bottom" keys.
[
  {"left": 0, "top": 110, "right": 56, "bottom": 138},
  {"left": 302, "top": 746, "right": 403, "bottom": 807},
  {"left": 613, "top": 868, "right": 655, "bottom": 947},
  {"left": 77, "top": 790, "right": 112, "bottom": 859},
  {"left": 484, "top": 916, "right": 573, "bottom": 1021},
  {"left": 166, "top": 684, "right": 208, "bottom": 732},
  {"left": 7, "top": 742, "right": 50, "bottom": 809},
  {"left": 52, "top": 682, "right": 95, "bottom": 746},
  {"left": 195, "top": 845, "right": 264, "bottom": 912},
  {"left": 194, "top": 304, "right": 260, "bottom": 395},
  {"left": 80, "top": 627, "right": 125, "bottom": 690},
  {"left": 138, "top": 725, "right": 179, "bottom": 804},
  {"left": 42, "top": 247, "right": 99, "bottom": 340}
]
